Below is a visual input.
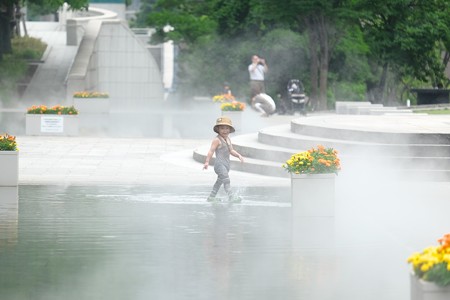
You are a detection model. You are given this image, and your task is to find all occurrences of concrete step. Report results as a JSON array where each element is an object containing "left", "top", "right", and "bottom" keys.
[
  {"left": 193, "top": 114, "right": 450, "bottom": 181},
  {"left": 232, "top": 130, "right": 450, "bottom": 170},
  {"left": 231, "top": 133, "right": 297, "bottom": 162},
  {"left": 259, "top": 124, "right": 450, "bottom": 158},
  {"left": 192, "top": 144, "right": 289, "bottom": 178},
  {"left": 290, "top": 116, "right": 450, "bottom": 145},
  {"left": 193, "top": 142, "right": 450, "bottom": 181}
]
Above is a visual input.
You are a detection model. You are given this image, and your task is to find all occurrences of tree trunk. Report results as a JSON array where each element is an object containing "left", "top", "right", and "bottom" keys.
[
  {"left": 376, "top": 62, "right": 388, "bottom": 104},
  {"left": 0, "top": 3, "right": 13, "bottom": 60},
  {"left": 319, "top": 50, "right": 328, "bottom": 110},
  {"left": 318, "top": 14, "right": 329, "bottom": 110},
  {"left": 306, "top": 13, "right": 333, "bottom": 111},
  {"left": 306, "top": 17, "right": 319, "bottom": 111}
]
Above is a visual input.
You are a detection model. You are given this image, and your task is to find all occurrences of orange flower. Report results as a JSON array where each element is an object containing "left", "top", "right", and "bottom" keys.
[{"left": 438, "top": 233, "right": 450, "bottom": 249}]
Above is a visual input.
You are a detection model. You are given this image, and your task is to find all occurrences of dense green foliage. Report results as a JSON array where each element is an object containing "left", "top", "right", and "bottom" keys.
[
  {"left": 413, "top": 108, "right": 450, "bottom": 115},
  {"left": 135, "top": 0, "right": 450, "bottom": 109},
  {"left": 355, "top": 0, "right": 450, "bottom": 104}
]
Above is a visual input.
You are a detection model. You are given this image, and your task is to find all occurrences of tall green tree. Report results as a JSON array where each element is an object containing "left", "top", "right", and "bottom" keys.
[
  {"left": 144, "top": 0, "right": 217, "bottom": 48},
  {"left": 355, "top": 0, "right": 450, "bottom": 103},
  {"left": 258, "top": 0, "right": 357, "bottom": 109}
]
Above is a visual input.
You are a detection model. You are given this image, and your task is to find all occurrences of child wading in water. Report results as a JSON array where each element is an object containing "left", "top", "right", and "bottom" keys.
[{"left": 203, "top": 117, "right": 244, "bottom": 202}]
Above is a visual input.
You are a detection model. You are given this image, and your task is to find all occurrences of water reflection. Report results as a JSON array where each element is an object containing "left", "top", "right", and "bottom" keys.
[
  {"left": 1, "top": 186, "right": 297, "bottom": 300},
  {"left": 0, "top": 187, "right": 18, "bottom": 251},
  {"left": 1, "top": 183, "right": 448, "bottom": 299}
]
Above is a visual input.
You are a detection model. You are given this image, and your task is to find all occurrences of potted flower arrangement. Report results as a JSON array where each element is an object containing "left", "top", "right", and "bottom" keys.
[
  {"left": 282, "top": 145, "right": 341, "bottom": 217},
  {"left": 282, "top": 145, "right": 341, "bottom": 175},
  {"left": 0, "top": 133, "right": 19, "bottom": 186},
  {"left": 27, "top": 105, "right": 78, "bottom": 115},
  {"left": 220, "top": 101, "right": 246, "bottom": 112},
  {"left": 26, "top": 105, "right": 79, "bottom": 136},
  {"left": 73, "top": 91, "right": 110, "bottom": 113},
  {"left": 73, "top": 91, "right": 109, "bottom": 98},
  {"left": 408, "top": 233, "right": 450, "bottom": 300},
  {"left": 212, "top": 93, "right": 235, "bottom": 103},
  {"left": 220, "top": 101, "right": 245, "bottom": 133}
]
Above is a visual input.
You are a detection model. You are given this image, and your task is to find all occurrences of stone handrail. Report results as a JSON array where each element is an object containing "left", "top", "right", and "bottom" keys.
[{"left": 66, "top": 6, "right": 118, "bottom": 46}]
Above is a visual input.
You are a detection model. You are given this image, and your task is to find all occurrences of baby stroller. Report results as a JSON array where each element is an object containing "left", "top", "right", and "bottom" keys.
[{"left": 286, "top": 79, "right": 308, "bottom": 115}]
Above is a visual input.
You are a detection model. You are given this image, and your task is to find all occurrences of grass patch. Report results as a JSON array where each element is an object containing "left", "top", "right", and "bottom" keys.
[
  {"left": 11, "top": 36, "right": 47, "bottom": 60},
  {"left": 413, "top": 108, "right": 450, "bottom": 115},
  {"left": 0, "top": 55, "right": 26, "bottom": 98},
  {"left": 0, "top": 36, "right": 47, "bottom": 101}
]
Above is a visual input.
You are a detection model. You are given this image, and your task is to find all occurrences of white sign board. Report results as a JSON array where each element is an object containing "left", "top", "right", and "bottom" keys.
[{"left": 41, "top": 116, "right": 64, "bottom": 133}]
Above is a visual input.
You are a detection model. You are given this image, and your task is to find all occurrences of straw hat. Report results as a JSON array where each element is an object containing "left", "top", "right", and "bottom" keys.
[{"left": 213, "top": 116, "right": 235, "bottom": 133}]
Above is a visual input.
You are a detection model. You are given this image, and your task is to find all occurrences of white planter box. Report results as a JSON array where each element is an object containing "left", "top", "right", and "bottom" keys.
[
  {"left": 291, "top": 173, "right": 335, "bottom": 217},
  {"left": 26, "top": 114, "right": 79, "bottom": 136},
  {"left": 221, "top": 111, "right": 242, "bottom": 133},
  {"left": 73, "top": 97, "right": 110, "bottom": 114},
  {"left": 0, "top": 151, "right": 18, "bottom": 186},
  {"left": 410, "top": 273, "right": 450, "bottom": 300}
]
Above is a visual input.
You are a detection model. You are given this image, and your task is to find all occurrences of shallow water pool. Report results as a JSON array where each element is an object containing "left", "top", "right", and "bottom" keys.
[{"left": 2, "top": 183, "right": 449, "bottom": 300}]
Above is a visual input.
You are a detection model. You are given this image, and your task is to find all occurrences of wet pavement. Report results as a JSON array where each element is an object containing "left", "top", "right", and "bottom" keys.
[{"left": 1, "top": 181, "right": 450, "bottom": 300}]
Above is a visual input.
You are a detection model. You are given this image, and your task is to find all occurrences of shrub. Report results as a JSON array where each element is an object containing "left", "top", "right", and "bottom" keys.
[{"left": 12, "top": 36, "right": 47, "bottom": 60}]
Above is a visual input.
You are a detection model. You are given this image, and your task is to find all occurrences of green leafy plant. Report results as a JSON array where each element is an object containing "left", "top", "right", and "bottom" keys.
[
  {"left": 0, "top": 134, "right": 18, "bottom": 151},
  {"left": 27, "top": 105, "right": 78, "bottom": 115},
  {"left": 220, "top": 101, "right": 245, "bottom": 111},
  {"left": 282, "top": 145, "right": 341, "bottom": 174},
  {"left": 12, "top": 36, "right": 47, "bottom": 60},
  {"left": 408, "top": 233, "right": 450, "bottom": 287},
  {"left": 73, "top": 91, "right": 109, "bottom": 98}
]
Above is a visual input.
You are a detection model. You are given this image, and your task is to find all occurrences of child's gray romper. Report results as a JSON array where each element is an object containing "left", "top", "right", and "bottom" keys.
[{"left": 209, "top": 135, "right": 232, "bottom": 197}]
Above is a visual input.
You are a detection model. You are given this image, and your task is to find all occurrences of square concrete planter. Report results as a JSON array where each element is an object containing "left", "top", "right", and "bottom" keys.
[
  {"left": 221, "top": 111, "right": 242, "bottom": 133},
  {"left": 26, "top": 114, "right": 79, "bottom": 136},
  {"left": 0, "top": 151, "right": 18, "bottom": 186},
  {"left": 291, "top": 173, "right": 335, "bottom": 217},
  {"left": 73, "top": 97, "right": 110, "bottom": 114},
  {"left": 410, "top": 272, "right": 450, "bottom": 300}
]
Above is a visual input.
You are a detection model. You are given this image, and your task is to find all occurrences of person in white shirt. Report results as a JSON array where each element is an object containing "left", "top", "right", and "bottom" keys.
[{"left": 248, "top": 54, "right": 268, "bottom": 102}]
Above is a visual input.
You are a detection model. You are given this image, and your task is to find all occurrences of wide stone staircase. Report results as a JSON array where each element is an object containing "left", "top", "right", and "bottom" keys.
[{"left": 193, "top": 114, "right": 450, "bottom": 182}]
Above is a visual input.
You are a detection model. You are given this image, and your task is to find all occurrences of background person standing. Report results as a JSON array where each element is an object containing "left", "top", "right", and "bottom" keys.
[{"left": 248, "top": 54, "right": 268, "bottom": 102}]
